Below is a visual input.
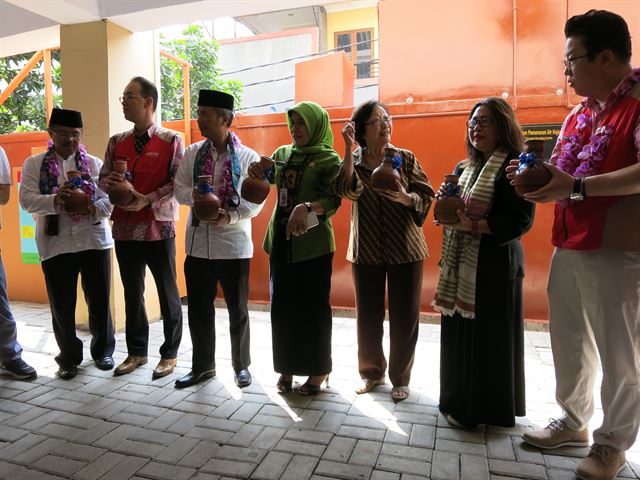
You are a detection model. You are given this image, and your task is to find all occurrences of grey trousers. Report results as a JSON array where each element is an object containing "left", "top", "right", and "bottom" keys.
[{"left": 548, "top": 247, "right": 640, "bottom": 451}]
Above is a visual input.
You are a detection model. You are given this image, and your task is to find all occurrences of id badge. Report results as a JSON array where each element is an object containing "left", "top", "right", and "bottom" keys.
[{"left": 279, "top": 188, "right": 288, "bottom": 207}]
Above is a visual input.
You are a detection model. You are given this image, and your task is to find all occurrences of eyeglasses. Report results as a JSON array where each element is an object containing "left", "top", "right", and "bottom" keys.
[
  {"left": 51, "top": 130, "right": 81, "bottom": 140},
  {"left": 119, "top": 95, "right": 145, "bottom": 104},
  {"left": 365, "top": 117, "right": 392, "bottom": 127},
  {"left": 562, "top": 53, "right": 590, "bottom": 69},
  {"left": 467, "top": 117, "right": 493, "bottom": 129}
]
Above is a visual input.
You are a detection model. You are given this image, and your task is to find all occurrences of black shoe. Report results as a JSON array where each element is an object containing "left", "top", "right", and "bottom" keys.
[
  {"left": 235, "top": 368, "right": 252, "bottom": 388},
  {"left": 174, "top": 370, "right": 216, "bottom": 389},
  {"left": 94, "top": 357, "right": 114, "bottom": 370},
  {"left": 57, "top": 366, "right": 78, "bottom": 380},
  {"left": 0, "top": 358, "right": 37, "bottom": 380}
]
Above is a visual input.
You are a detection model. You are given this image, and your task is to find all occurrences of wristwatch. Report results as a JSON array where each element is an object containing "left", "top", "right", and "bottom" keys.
[
  {"left": 569, "top": 177, "right": 584, "bottom": 201},
  {"left": 304, "top": 202, "right": 312, "bottom": 212}
]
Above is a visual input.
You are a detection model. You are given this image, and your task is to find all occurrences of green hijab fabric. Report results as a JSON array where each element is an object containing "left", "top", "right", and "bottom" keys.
[{"left": 286, "top": 101, "right": 336, "bottom": 156}]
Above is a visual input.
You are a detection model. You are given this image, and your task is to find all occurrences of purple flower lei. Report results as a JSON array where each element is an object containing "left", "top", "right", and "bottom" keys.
[
  {"left": 202, "top": 132, "right": 242, "bottom": 208},
  {"left": 556, "top": 113, "right": 613, "bottom": 178},
  {"left": 44, "top": 140, "right": 95, "bottom": 200}
]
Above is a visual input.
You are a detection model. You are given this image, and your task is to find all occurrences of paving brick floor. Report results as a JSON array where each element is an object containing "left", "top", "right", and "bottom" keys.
[{"left": 0, "top": 301, "right": 638, "bottom": 479}]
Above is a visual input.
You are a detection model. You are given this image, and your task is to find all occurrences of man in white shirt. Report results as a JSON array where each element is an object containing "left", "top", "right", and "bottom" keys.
[
  {"left": 174, "top": 90, "right": 263, "bottom": 388},
  {"left": 19, "top": 108, "right": 115, "bottom": 380},
  {"left": 0, "top": 146, "right": 37, "bottom": 381}
]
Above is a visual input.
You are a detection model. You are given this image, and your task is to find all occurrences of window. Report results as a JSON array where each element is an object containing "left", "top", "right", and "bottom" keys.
[{"left": 335, "top": 29, "right": 374, "bottom": 79}]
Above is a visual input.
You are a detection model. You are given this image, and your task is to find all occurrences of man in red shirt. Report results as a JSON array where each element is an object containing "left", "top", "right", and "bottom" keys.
[
  {"left": 515, "top": 10, "right": 640, "bottom": 480},
  {"left": 100, "top": 77, "right": 184, "bottom": 380}
]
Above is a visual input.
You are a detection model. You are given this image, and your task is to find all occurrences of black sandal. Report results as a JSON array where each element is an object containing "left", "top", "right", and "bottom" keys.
[
  {"left": 296, "top": 375, "right": 329, "bottom": 396},
  {"left": 276, "top": 374, "right": 293, "bottom": 393}
]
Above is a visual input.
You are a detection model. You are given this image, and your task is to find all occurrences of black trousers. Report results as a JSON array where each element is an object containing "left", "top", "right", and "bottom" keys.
[
  {"left": 41, "top": 249, "right": 115, "bottom": 369},
  {"left": 184, "top": 256, "right": 251, "bottom": 373},
  {"left": 115, "top": 238, "right": 182, "bottom": 359}
]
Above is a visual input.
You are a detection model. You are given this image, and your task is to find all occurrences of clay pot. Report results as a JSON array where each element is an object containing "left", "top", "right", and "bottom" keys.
[
  {"left": 371, "top": 147, "right": 401, "bottom": 192},
  {"left": 63, "top": 170, "right": 91, "bottom": 215},
  {"left": 513, "top": 140, "right": 551, "bottom": 197},
  {"left": 241, "top": 155, "right": 274, "bottom": 204},
  {"left": 108, "top": 160, "right": 135, "bottom": 206},
  {"left": 194, "top": 175, "right": 220, "bottom": 221},
  {"left": 434, "top": 174, "right": 466, "bottom": 224}
]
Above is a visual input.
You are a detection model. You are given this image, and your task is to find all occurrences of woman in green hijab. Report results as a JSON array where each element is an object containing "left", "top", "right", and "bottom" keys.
[{"left": 248, "top": 101, "right": 341, "bottom": 395}]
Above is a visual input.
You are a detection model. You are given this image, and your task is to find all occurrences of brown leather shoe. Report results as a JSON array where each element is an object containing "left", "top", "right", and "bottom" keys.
[
  {"left": 152, "top": 358, "right": 176, "bottom": 379},
  {"left": 576, "top": 444, "right": 626, "bottom": 480},
  {"left": 523, "top": 418, "right": 589, "bottom": 449},
  {"left": 113, "top": 355, "right": 148, "bottom": 376}
]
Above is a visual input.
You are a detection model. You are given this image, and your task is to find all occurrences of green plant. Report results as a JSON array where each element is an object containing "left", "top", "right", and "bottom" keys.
[{"left": 160, "top": 24, "right": 242, "bottom": 121}]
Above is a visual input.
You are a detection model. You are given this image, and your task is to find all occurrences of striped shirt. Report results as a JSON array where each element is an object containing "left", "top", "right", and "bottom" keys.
[{"left": 333, "top": 147, "right": 434, "bottom": 265}]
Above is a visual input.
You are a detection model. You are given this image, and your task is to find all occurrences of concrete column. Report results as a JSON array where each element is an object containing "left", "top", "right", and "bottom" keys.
[{"left": 59, "top": 20, "right": 163, "bottom": 332}]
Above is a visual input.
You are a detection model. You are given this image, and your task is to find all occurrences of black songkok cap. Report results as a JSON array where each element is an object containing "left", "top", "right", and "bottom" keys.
[
  {"left": 49, "top": 108, "right": 83, "bottom": 128},
  {"left": 197, "top": 90, "right": 235, "bottom": 110}
]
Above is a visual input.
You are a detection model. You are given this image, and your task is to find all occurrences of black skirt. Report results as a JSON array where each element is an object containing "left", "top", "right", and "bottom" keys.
[
  {"left": 439, "top": 274, "right": 526, "bottom": 428},
  {"left": 269, "top": 240, "right": 334, "bottom": 375}
]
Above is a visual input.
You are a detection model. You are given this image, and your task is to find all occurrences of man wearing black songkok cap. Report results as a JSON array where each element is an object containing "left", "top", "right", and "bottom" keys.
[
  {"left": 19, "top": 108, "right": 115, "bottom": 380},
  {"left": 173, "top": 89, "right": 263, "bottom": 388}
]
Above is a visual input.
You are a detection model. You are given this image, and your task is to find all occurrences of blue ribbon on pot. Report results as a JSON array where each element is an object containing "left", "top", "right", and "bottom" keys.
[
  {"left": 69, "top": 176, "right": 84, "bottom": 189},
  {"left": 197, "top": 182, "right": 215, "bottom": 196},
  {"left": 518, "top": 151, "right": 537, "bottom": 172},
  {"left": 392, "top": 154, "right": 403, "bottom": 170},
  {"left": 445, "top": 182, "right": 461, "bottom": 197}
]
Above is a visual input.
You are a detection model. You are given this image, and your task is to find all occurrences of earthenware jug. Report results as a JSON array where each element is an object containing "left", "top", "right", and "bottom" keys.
[
  {"left": 434, "top": 174, "right": 466, "bottom": 224},
  {"left": 108, "top": 160, "right": 135, "bottom": 206},
  {"left": 371, "top": 147, "right": 401, "bottom": 192},
  {"left": 194, "top": 175, "right": 220, "bottom": 221},
  {"left": 513, "top": 140, "right": 551, "bottom": 197},
  {"left": 241, "top": 155, "right": 274, "bottom": 204},
  {"left": 63, "top": 170, "right": 91, "bottom": 215}
]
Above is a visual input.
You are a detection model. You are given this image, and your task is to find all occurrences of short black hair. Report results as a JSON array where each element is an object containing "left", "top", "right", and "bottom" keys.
[
  {"left": 350, "top": 100, "right": 389, "bottom": 150},
  {"left": 565, "top": 9, "right": 631, "bottom": 62},
  {"left": 131, "top": 76, "right": 159, "bottom": 111}
]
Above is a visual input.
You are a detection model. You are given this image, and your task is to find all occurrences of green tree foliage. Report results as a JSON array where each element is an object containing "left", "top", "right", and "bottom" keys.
[
  {"left": 160, "top": 24, "right": 242, "bottom": 121},
  {"left": 0, "top": 50, "right": 62, "bottom": 135}
]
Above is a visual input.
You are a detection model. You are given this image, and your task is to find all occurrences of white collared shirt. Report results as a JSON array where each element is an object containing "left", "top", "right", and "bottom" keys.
[
  {"left": 19, "top": 150, "right": 113, "bottom": 261},
  {"left": 175, "top": 139, "right": 264, "bottom": 259}
]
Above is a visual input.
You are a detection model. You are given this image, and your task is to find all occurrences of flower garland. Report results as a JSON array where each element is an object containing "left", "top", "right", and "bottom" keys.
[
  {"left": 217, "top": 132, "right": 242, "bottom": 207},
  {"left": 40, "top": 140, "right": 95, "bottom": 200},
  {"left": 198, "top": 132, "right": 242, "bottom": 208},
  {"left": 556, "top": 113, "right": 613, "bottom": 178}
]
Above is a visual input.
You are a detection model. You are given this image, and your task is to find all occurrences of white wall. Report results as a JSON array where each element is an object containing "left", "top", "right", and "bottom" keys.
[{"left": 218, "top": 32, "right": 315, "bottom": 115}]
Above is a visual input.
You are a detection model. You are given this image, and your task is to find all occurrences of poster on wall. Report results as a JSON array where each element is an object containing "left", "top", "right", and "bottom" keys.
[
  {"left": 16, "top": 169, "right": 40, "bottom": 265},
  {"left": 521, "top": 123, "right": 563, "bottom": 161}
]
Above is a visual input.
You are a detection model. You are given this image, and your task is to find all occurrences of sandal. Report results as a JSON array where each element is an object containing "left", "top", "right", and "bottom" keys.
[
  {"left": 276, "top": 374, "right": 293, "bottom": 393},
  {"left": 355, "top": 377, "right": 385, "bottom": 394},
  {"left": 391, "top": 386, "right": 410, "bottom": 402},
  {"left": 296, "top": 374, "right": 329, "bottom": 396}
]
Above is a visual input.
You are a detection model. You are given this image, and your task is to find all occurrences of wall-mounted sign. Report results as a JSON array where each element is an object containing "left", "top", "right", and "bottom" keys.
[
  {"left": 16, "top": 169, "right": 40, "bottom": 265},
  {"left": 521, "top": 123, "right": 563, "bottom": 161}
]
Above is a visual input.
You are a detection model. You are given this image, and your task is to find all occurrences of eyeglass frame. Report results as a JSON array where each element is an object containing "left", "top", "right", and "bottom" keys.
[
  {"left": 119, "top": 95, "right": 146, "bottom": 104},
  {"left": 49, "top": 129, "right": 82, "bottom": 140},
  {"left": 365, "top": 116, "right": 393, "bottom": 127},
  {"left": 466, "top": 117, "right": 493, "bottom": 129},
  {"left": 562, "top": 53, "right": 590, "bottom": 69}
]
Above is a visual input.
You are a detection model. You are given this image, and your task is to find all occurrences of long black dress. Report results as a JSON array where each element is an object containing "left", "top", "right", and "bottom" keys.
[{"left": 438, "top": 157, "right": 535, "bottom": 428}]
